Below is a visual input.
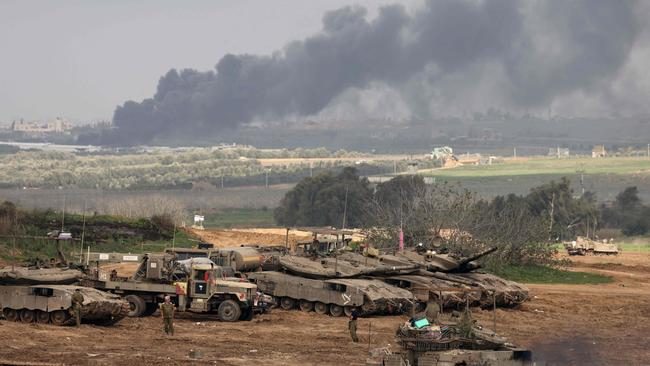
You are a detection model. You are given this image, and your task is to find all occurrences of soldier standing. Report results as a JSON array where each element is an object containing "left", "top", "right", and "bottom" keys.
[
  {"left": 348, "top": 308, "right": 359, "bottom": 342},
  {"left": 160, "top": 296, "right": 175, "bottom": 336},
  {"left": 70, "top": 288, "right": 84, "bottom": 326},
  {"left": 425, "top": 299, "right": 440, "bottom": 324}
]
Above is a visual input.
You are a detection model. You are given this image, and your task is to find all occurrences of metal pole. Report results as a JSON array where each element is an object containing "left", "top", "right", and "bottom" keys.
[
  {"left": 80, "top": 200, "right": 86, "bottom": 263},
  {"left": 493, "top": 292, "right": 497, "bottom": 333},
  {"left": 172, "top": 222, "right": 177, "bottom": 249}
]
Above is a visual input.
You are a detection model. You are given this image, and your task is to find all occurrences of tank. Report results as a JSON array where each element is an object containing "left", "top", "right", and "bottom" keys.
[
  {"left": 0, "top": 266, "right": 82, "bottom": 285},
  {"left": 0, "top": 285, "right": 129, "bottom": 325},
  {"left": 383, "top": 275, "right": 482, "bottom": 309},
  {"left": 277, "top": 255, "right": 419, "bottom": 279},
  {"left": 368, "top": 310, "right": 535, "bottom": 366},
  {"left": 248, "top": 271, "right": 415, "bottom": 316}
]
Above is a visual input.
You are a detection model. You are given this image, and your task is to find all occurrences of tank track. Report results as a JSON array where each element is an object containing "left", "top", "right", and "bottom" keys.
[{"left": 91, "top": 302, "right": 130, "bottom": 326}]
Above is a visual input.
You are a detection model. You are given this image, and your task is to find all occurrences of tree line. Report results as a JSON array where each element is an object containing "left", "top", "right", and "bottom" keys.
[{"left": 274, "top": 168, "right": 642, "bottom": 266}]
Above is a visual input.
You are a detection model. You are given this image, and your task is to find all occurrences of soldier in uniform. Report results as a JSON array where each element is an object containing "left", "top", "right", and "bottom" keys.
[
  {"left": 160, "top": 296, "right": 175, "bottom": 336},
  {"left": 348, "top": 308, "right": 359, "bottom": 342},
  {"left": 70, "top": 288, "right": 84, "bottom": 326},
  {"left": 425, "top": 299, "right": 440, "bottom": 324}
]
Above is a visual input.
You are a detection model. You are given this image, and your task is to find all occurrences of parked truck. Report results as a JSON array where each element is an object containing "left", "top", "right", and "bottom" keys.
[{"left": 81, "top": 253, "right": 258, "bottom": 322}]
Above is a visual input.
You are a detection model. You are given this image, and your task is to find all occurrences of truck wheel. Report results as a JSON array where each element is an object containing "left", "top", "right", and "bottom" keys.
[
  {"left": 218, "top": 300, "right": 242, "bottom": 322},
  {"left": 280, "top": 297, "right": 295, "bottom": 310},
  {"left": 299, "top": 300, "right": 314, "bottom": 312},
  {"left": 125, "top": 295, "right": 146, "bottom": 317},
  {"left": 143, "top": 302, "right": 158, "bottom": 316},
  {"left": 329, "top": 304, "right": 344, "bottom": 317},
  {"left": 3, "top": 308, "right": 18, "bottom": 322},
  {"left": 20, "top": 309, "right": 35, "bottom": 323},
  {"left": 239, "top": 308, "right": 254, "bottom": 321},
  {"left": 314, "top": 302, "right": 329, "bottom": 315}
]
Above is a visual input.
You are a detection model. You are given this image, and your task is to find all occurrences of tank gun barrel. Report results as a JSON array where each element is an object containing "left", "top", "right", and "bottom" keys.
[
  {"left": 457, "top": 247, "right": 498, "bottom": 267},
  {"left": 356, "top": 264, "right": 420, "bottom": 278}
]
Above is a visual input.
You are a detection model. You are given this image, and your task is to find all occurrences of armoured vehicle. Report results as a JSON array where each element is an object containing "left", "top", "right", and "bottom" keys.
[
  {"left": 368, "top": 310, "right": 535, "bottom": 366},
  {"left": 248, "top": 271, "right": 415, "bottom": 316},
  {"left": 81, "top": 253, "right": 258, "bottom": 322},
  {"left": 0, "top": 265, "right": 129, "bottom": 326},
  {"left": 564, "top": 236, "right": 619, "bottom": 256},
  {"left": 0, "top": 285, "right": 129, "bottom": 325}
]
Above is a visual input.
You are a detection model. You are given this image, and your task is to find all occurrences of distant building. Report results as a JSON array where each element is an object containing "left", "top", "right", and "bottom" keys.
[
  {"left": 548, "top": 147, "right": 570, "bottom": 158},
  {"left": 592, "top": 145, "right": 607, "bottom": 158},
  {"left": 11, "top": 117, "right": 72, "bottom": 133}
]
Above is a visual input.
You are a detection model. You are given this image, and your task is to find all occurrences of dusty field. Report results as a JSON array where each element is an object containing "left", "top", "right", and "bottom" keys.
[{"left": 1, "top": 230, "right": 649, "bottom": 365}]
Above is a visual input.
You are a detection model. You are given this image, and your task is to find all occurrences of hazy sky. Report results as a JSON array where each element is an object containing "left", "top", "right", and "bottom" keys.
[
  {"left": 2, "top": 0, "right": 649, "bottom": 130},
  {"left": 0, "top": 0, "right": 423, "bottom": 123}
]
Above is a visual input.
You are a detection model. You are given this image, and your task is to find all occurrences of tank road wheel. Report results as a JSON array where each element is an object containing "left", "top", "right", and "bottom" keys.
[
  {"left": 20, "top": 309, "right": 35, "bottom": 323},
  {"left": 125, "top": 295, "right": 146, "bottom": 317},
  {"left": 280, "top": 297, "right": 296, "bottom": 310},
  {"left": 329, "top": 304, "right": 344, "bottom": 317},
  {"left": 36, "top": 310, "right": 51, "bottom": 324},
  {"left": 218, "top": 300, "right": 242, "bottom": 322},
  {"left": 51, "top": 310, "right": 70, "bottom": 325},
  {"left": 344, "top": 306, "right": 358, "bottom": 317},
  {"left": 270, "top": 297, "right": 280, "bottom": 309},
  {"left": 314, "top": 302, "right": 329, "bottom": 315},
  {"left": 3, "top": 308, "right": 18, "bottom": 322},
  {"left": 299, "top": 300, "right": 314, "bottom": 312}
]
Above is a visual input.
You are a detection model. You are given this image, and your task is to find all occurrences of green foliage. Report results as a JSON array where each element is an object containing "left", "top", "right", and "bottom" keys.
[
  {"left": 602, "top": 186, "right": 650, "bottom": 236},
  {"left": 274, "top": 167, "right": 372, "bottom": 227},
  {"left": 0, "top": 147, "right": 394, "bottom": 190},
  {"left": 490, "top": 265, "right": 612, "bottom": 284}
]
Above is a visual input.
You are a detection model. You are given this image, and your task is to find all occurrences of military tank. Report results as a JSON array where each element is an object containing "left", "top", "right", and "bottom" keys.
[
  {"left": 248, "top": 271, "right": 415, "bottom": 316},
  {"left": 339, "top": 249, "right": 530, "bottom": 308},
  {"left": 0, "top": 266, "right": 129, "bottom": 326},
  {"left": 368, "top": 309, "right": 534, "bottom": 366}
]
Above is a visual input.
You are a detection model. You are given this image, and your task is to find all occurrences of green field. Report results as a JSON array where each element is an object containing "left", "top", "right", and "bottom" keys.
[
  {"left": 491, "top": 264, "right": 613, "bottom": 284},
  {"left": 619, "top": 242, "right": 650, "bottom": 252},
  {"left": 420, "top": 157, "right": 650, "bottom": 201},
  {"left": 202, "top": 208, "right": 276, "bottom": 228}
]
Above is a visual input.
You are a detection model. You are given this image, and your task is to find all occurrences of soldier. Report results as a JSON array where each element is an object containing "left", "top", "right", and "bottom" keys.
[
  {"left": 425, "top": 299, "right": 440, "bottom": 324},
  {"left": 348, "top": 308, "right": 359, "bottom": 342},
  {"left": 70, "top": 288, "right": 84, "bottom": 326},
  {"left": 160, "top": 296, "right": 175, "bottom": 336}
]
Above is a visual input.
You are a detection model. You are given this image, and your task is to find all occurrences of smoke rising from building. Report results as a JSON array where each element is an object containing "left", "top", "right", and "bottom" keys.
[{"left": 108, "top": 0, "right": 643, "bottom": 145}]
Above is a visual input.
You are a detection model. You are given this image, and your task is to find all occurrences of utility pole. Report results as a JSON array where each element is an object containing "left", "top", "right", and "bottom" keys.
[
  {"left": 647, "top": 143, "right": 649, "bottom": 158},
  {"left": 221, "top": 175, "right": 224, "bottom": 189},
  {"left": 265, "top": 170, "right": 269, "bottom": 189},
  {"left": 61, "top": 196, "right": 66, "bottom": 231},
  {"left": 341, "top": 186, "right": 349, "bottom": 230},
  {"left": 513, "top": 147, "right": 517, "bottom": 158},
  {"left": 309, "top": 161, "right": 313, "bottom": 177}
]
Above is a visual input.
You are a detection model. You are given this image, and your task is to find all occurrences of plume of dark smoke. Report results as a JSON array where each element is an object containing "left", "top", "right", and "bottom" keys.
[{"left": 107, "top": 0, "right": 640, "bottom": 145}]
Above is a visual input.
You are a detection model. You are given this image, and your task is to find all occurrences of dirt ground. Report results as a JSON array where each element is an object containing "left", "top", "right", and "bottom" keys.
[{"left": 1, "top": 230, "right": 649, "bottom": 365}]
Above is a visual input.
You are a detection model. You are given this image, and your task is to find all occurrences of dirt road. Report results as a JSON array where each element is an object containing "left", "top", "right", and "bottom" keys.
[{"left": 0, "top": 232, "right": 648, "bottom": 365}]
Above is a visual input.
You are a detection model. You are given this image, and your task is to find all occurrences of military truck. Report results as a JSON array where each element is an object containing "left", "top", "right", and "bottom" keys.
[
  {"left": 0, "top": 285, "right": 129, "bottom": 325},
  {"left": 248, "top": 271, "right": 415, "bottom": 316},
  {"left": 565, "top": 236, "right": 619, "bottom": 256},
  {"left": 81, "top": 253, "right": 258, "bottom": 322}
]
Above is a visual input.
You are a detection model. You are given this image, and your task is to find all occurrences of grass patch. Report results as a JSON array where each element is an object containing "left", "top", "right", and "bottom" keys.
[
  {"left": 202, "top": 208, "right": 276, "bottom": 228},
  {"left": 619, "top": 242, "right": 650, "bottom": 252},
  {"left": 490, "top": 264, "right": 613, "bottom": 284}
]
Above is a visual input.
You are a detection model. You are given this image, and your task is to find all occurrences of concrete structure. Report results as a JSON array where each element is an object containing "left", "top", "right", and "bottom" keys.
[{"left": 11, "top": 117, "right": 72, "bottom": 133}]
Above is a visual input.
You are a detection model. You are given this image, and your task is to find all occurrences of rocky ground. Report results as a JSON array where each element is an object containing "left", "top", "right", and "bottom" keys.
[{"left": 0, "top": 229, "right": 648, "bottom": 365}]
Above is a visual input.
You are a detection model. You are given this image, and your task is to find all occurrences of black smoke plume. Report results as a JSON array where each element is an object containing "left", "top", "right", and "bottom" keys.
[{"left": 106, "top": 0, "right": 640, "bottom": 145}]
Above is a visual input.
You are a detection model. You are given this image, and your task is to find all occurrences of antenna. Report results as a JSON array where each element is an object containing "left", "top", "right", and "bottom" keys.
[{"left": 80, "top": 200, "right": 87, "bottom": 263}]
